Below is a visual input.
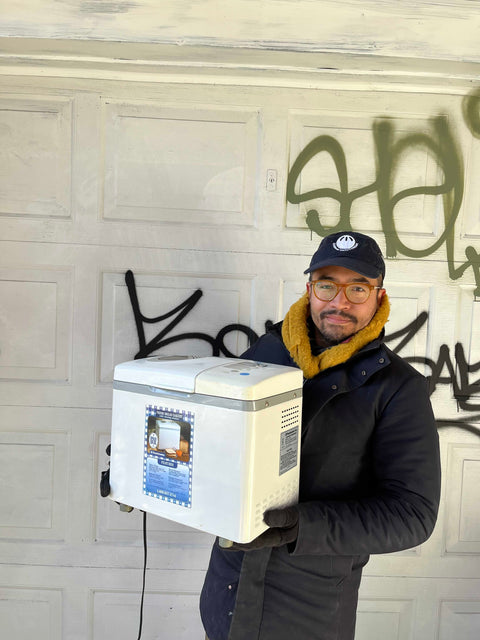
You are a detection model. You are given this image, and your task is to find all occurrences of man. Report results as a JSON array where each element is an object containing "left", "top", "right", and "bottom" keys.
[{"left": 200, "top": 231, "right": 441, "bottom": 640}]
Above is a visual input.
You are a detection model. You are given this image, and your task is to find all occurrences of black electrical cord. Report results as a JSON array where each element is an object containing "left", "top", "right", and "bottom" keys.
[
  {"left": 99, "top": 447, "right": 148, "bottom": 639},
  {"left": 137, "top": 511, "right": 148, "bottom": 640}
]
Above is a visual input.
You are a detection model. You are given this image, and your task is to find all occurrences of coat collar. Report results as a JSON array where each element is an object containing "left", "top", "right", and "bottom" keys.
[{"left": 281, "top": 292, "right": 390, "bottom": 378}]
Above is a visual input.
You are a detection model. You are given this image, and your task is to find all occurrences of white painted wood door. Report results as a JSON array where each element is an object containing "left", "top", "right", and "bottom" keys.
[{"left": 1, "top": 56, "right": 479, "bottom": 640}]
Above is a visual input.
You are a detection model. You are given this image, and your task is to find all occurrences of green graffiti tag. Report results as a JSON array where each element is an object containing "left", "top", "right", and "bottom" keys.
[
  {"left": 463, "top": 88, "right": 480, "bottom": 139},
  {"left": 287, "top": 92, "right": 480, "bottom": 296}
]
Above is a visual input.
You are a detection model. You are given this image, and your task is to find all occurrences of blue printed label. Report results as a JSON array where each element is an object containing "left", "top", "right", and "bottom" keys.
[{"left": 143, "top": 405, "right": 194, "bottom": 508}]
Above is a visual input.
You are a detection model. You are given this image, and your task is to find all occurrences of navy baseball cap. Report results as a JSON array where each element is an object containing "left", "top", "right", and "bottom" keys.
[{"left": 304, "top": 231, "right": 385, "bottom": 279}]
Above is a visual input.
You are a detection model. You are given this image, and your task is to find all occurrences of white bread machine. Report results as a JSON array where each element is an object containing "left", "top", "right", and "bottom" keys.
[{"left": 109, "top": 356, "right": 302, "bottom": 543}]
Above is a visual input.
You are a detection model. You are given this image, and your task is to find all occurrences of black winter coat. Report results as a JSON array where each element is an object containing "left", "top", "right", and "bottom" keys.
[{"left": 200, "top": 322, "right": 441, "bottom": 640}]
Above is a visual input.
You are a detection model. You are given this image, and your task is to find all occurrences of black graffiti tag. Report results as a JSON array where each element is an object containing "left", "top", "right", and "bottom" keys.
[
  {"left": 384, "top": 312, "right": 480, "bottom": 412},
  {"left": 125, "top": 270, "right": 259, "bottom": 360}
]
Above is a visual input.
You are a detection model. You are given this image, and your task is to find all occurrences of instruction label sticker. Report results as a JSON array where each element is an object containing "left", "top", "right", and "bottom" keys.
[
  {"left": 279, "top": 426, "right": 299, "bottom": 476},
  {"left": 143, "top": 405, "right": 194, "bottom": 508}
]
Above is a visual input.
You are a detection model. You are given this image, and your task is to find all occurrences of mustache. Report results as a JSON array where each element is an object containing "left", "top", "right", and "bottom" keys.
[{"left": 320, "top": 310, "right": 357, "bottom": 323}]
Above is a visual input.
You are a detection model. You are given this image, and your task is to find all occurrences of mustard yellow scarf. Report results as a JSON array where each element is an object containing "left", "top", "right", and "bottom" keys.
[{"left": 281, "top": 292, "right": 390, "bottom": 379}]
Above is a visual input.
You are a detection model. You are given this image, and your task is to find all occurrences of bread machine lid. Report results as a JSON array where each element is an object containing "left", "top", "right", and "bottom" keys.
[{"left": 113, "top": 356, "right": 302, "bottom": 399}]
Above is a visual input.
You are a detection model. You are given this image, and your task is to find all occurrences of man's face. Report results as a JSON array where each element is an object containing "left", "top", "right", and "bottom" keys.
[{"left": 307, "top": 265, "right": 385, "bottom": 346}]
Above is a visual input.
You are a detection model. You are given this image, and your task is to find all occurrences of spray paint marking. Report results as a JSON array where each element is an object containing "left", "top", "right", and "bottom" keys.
[
  {"left": 383, "top": 311, "right": 480, "bottom": 412},
  {"left": 287, "top": 95, "right": 480, "bottom": 296},
  {"left": 125, "top": 270, "right": 259, "bottom": 360},
  {"left": 463, "top": 88, "right": 480, "bottom": 139}
]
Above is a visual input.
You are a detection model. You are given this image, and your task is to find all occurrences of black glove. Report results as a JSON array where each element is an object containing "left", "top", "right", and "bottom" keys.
[{"left": 226, "top": 507, "right": 299, "bottom": 551}]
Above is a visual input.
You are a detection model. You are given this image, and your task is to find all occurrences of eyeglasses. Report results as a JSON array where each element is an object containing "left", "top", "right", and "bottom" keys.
[{"left": 309, "top": 280, "right": 382, "bottom": 304}]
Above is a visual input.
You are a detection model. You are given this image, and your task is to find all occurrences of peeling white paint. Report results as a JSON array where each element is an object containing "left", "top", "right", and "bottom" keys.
[{"left": 1, "top": 1, "right": 480, "bottom": 62}]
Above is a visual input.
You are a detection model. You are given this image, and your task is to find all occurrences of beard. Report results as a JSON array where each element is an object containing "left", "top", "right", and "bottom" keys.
[{"left": 314, "top": 310, "right": 359, "bottom": 346}]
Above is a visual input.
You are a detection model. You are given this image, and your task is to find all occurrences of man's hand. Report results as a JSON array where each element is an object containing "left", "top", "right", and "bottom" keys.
[{"left": 226, "top": 507, "right": 299, "bottom": 551}]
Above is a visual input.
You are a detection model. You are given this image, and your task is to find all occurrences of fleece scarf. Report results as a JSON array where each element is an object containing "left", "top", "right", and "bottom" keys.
[{"left": 281, "top": 292, "right": 390, "bottom": 379}]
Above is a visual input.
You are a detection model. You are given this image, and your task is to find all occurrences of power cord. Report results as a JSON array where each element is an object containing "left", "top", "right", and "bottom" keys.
[
  {"left": 137, "top": 510, "right": 148, "bottom": 640},
  {"left": 99, "top": 446, "right": 148, "bottom": 639}
]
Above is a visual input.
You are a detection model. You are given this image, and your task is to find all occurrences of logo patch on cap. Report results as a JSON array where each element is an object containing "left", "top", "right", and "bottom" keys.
[{"left": 333, "top": 234, "right": 358, "bottom": 251}]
